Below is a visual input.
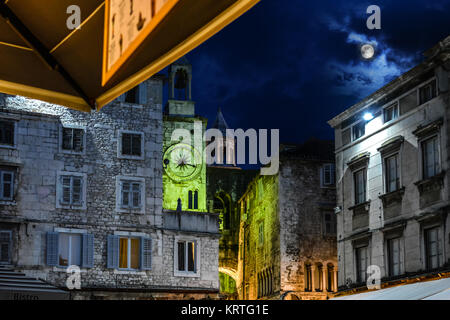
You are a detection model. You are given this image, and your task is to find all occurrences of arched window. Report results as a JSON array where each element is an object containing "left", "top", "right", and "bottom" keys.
[
  {"left": 194, "top": 191, "right": 198, "bottom": 210},
  {"left": 188, "top": 191, "right": 193, "bottom": 209},
  {"left": 327, "top": 263, "right": 334, "bottom": 292},
  {"left": 315, "top": 263, "right": 323, "bottom": 291},
  {"left": 305, "top": 263, "right": 312, "bottom": 292}
]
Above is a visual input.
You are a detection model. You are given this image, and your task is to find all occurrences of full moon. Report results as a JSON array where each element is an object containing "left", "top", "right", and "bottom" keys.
[{"left": 361, "top": 44, "right": 375, "bottom": 59}]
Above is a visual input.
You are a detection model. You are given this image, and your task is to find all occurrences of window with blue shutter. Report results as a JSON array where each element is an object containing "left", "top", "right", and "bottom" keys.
[
  {"left": 140, "top": 237, "right": 152, "bottom": 270},
  {"left": 82, "top": 234, "right": 95, "bottom": 268},
  {"left": 107, "top": 235, "right": 120, "bottom": 269},
  {"left": 46, "top": 232, "right": 59, "bottom": 266},
  {"left": 139, "top": 83, "right": 147, "bottom": 105}
]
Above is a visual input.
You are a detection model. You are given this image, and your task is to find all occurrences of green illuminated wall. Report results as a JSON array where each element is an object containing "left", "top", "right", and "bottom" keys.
[{"left": 162, "top": 114, "right": 207, "bottom": 212}]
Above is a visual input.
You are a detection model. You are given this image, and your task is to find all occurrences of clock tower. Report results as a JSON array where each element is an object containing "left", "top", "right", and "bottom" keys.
[{"left": 163, "top": 58, "right": 207, "bottom": 212}]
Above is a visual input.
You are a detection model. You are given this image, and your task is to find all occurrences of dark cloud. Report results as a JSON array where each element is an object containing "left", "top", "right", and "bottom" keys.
[{"left": 164, "top": 0, "right": 450, "bottom": 144}]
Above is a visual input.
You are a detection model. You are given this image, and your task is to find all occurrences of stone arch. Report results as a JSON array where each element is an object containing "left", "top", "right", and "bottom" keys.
[
  {"left": 219, "top": 267, "right": 238, "bottom": 282},
  {"left": 215, "top": 191, "right": 232, "bottom": 231}
]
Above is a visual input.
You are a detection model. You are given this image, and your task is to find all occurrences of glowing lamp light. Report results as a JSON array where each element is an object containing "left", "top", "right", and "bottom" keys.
[{"left": 363, "top": 112, "right": 374, "bottom": 121}]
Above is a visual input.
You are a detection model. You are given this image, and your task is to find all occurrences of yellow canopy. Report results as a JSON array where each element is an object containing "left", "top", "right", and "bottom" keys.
[{"left": 0, "top": 0, "right": 259, "bottom": 112}]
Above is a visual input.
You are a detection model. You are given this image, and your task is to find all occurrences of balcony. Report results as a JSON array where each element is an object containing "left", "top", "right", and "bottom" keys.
[{"left": 163, "top": 210, "right": 220, "bottom": 234}]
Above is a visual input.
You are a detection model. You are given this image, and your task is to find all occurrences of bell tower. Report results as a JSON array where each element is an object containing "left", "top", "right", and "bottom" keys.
[
  {"left": 166, "top": 57, "right": 195, "bottom": 116},
  {"left": 163, "top": 57, "right": 207, "bottom": 212}
]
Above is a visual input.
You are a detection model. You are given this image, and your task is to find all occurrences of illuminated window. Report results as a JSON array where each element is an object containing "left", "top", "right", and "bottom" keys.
[
  {"left": 177, "top": 240, "right": 197, "bottom": 273},
  {"left": 354, "top": 168, "right": 367, "bottom": 205},
  {"left": 0, "top": 169, "right": 14, "bottom": 201},
  {"left": 58, "top": 233, "right": 82, "bottom": 267},
  {"left": 119, "top": 237, "right": 140, "bottom": 269},
  {"left": 62, "top": 127, "right": 84, "bottom": 152},
  {"left": 421, "top": 136, "right": 440, "bottom": 179},
  {"left": 46, "top": 231, "right": 94, "bottom": 268},
  {"left": 383, "top": 103, "right": 399, "bottom": 123},
  {"left": 0, "top": 120, "right": 14, "bottom": 146},
  {"left": 419, "top": 80, "right": 436, "bottom": 105},
  {"left": 385, "top": 154, "right": 400, "bottom": 192},
  {"left": 355, "top": 246, "right": 368, "bottom": 283}
]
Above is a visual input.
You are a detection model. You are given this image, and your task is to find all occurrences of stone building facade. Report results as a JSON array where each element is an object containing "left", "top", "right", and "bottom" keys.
[
  {"left": 236, "top": 140, "right": 337, "bottom": 300},
  {"left": 0, "top": 74, "right": 220, "bottom": 299},
  {"left": 327, "top": 36, "right": 450, "bottom": 292}
]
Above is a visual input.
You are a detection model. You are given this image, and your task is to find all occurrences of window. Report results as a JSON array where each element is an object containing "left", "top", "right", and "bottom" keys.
[
  {"left": 177, "top": 240, "right": 197, "bottom": 273},
  {"left": 60, "top": 176, "right": 83, "bottom": 206},
  {"left": 385, "top": 154, "right": 400, "bottom": 192},
  {"left": 419, "top": 80, "right": 436, "bottom": 105},
  {"left": 321, "top": 164, "right": 335, "bottom": 187},
  {"left": 62, "top": 127, "right": 84, "bottom": 152},
  {"left": 125, "top": 86, "right": 140, "bottom": 104},
  {"left": 107, "top": 235, "right": 152, "bottom": 270},
  {"left": 188, "top": 190, "right": 198, "bottom": 210},
  {"left": 327, "top": 264, "right": 334, "bottom": 292},
  {"left": 305, "top": 264, "right": 312, "bottom": 291},
  {"left": 0, "top": 231, "right": 11, "bottom": 264},
  {"left": 258, "top": 222, "right": 264, "bottom": 246},
  {"left": 121, "top": 84, "right": 147, "bottom": 105},
  {"left": 352, "top": 121, "right": 365, "bottom": 141},
  {"left": 323, "top": 211, "right": 337, "bottom": 235},
  {"left": 356, "top": 246, "right": 368, "bottom": 283},
  {"left": 422, "top": 136, "right": 440, "bottom": 179},
  {"left": 46, "top": 232, "right": 94, "bottom": 268},
  {"left": 0, "top": 120, "right": 14, "bottom": 146},
  {"left": 116, "top": 176, "right": 145, "bottom": 213},
  {"left": 424, "top": 227, "right": 442, "bottom": 271},
  {"left": 387, "top": 238, "right": 401, "bottom": 277},
  {"left": 0, "top": 170, "right": 14, "bottom": 201},
  {"left": 121, "top": 181, "right": 142, "bottom": 209},
  {"left": 58, "top": 233, "right": 82, "bottom": 267},
  {"left": 119, "top": 237, "right": 140, "bottom": 269},
  {"left": 354, "top": 168, "right": 367, "bottom": 205},
  {"left": 383, "top": 103, "right": 399, "bottom": 123},
  {"left": 120, "top": 132, "right": 143, "bottom": 157}
]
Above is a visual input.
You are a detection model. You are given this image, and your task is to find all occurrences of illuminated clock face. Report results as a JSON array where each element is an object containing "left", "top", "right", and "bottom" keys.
[{"left": 163, "top": 143, "right": 202, "bottom": 182}]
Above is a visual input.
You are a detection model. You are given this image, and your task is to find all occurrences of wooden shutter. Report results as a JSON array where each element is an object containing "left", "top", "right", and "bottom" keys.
[
  {"left": 72, "top": 177, "right": 82, "bottom": 205},
  {"left": 140, "top": 237, "right": 152, "bottom": 270},
  {"left": 107, "top": 235, "right": 119, "bottom": 269},
  {"left": 61, "top": 176, "right": 71, "bottom": 204},
  {"left": 82, "top": 234, "right": 95, "bottom": 268},
  {"left": 46, "top": 232, "right": 59, "bottom": 266},
  {"left": 73, "top": 129, "right": 84, "bottom": 152},
  {"left": 139, "top": 83, "right": 148, "bottom": 105}
]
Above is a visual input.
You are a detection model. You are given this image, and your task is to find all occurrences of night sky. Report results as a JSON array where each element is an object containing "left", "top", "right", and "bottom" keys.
[{"left": 164, "top": 0, "right": 450, "bottom": 145}]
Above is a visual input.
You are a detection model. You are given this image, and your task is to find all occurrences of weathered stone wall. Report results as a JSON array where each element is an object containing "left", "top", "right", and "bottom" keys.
[
  {"left": 236, "top": 142, "right": 337, "bottom": 300},
  {"left": 238, "top": 173, "right": 280, "bottom": 300},
  {"left": 0, "top": 77, "right": 220, "bottom": 297},
  {"left": 278, "top": 157, "right": 337, "bottom": 300}
]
